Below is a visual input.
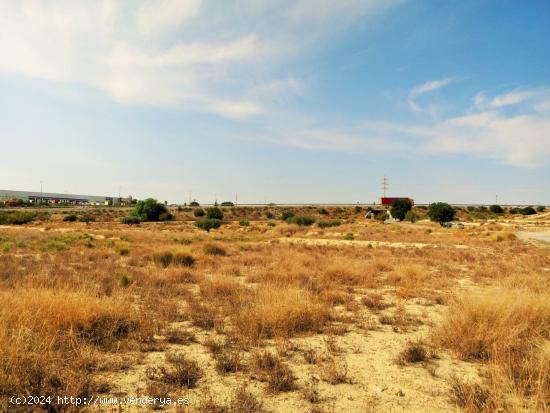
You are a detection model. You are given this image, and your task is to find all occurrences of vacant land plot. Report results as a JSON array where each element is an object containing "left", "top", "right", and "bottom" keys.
[{"left": 0, "top": 206, "right": 548, "bottom": 412}]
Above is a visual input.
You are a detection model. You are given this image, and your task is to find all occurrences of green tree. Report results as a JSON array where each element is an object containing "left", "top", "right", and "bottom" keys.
[
  {"left": 390, "top": 199, "right": 413, "bottom": 221},
  {"left": 521, "top": 206, "right": 537, "bottom": 215},
  {"left": 428, "top": 202, "right": 456, "bottom": 225},
  {"left": 193, "top": 208, "right": 205, "bottom": 217},
  {"left": 130, "top": 198, "right": 168, "bottom": 222},
  {"left": 489, "top": 205, "right": 504, "bottom": 214},
  {"left": 206, "top": 207, "right": 224, "bottom": 220}
]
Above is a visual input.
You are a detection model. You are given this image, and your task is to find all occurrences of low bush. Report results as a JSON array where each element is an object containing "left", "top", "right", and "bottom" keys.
[
  {"left": 536, "top": 205, "right": 546, "bottom": 212},
  {"left": 397, "top": 341, "right": 428, "bottom": 364},
  {"left": 193, "top": 208, "right": 205, "bottom": 217},
  {"left": 203, "top": 243, "right": 226, "bottom": 256},
  {"left": 318, "top": 220, "right": 341, "bottom": 228},
  {"left": 195, "top": 218, "right": 222, "bottom": 232},
  {"left": 153, "top": 251, "right": 173, "bottom": 268},
  {"left": 63, "top": 214, "right": 78, "bottom": 222},
  {"left": 158, "top": 212, "right": 173, "bottom": 221},
  {"left": 147, "top": 353, "right": 203, "bottom": 388},
  {"left": 78, "top": 215, "right": 95, "bottom": 223},
  {"left": 239, "top": 219, "right": 250, "bottom": 226},
  {"left": 0, "top": 211, "right": 40, "bottom": 225},
  {"left": 287, "top": 215, "right": 315, "bottom": 226},
  {"left": 252, "top": 351, "right": 296, "bottom": 393},
  {"left": 173, "top": 252, "right": 195, "bottom": 267},
  {"left": 404, "top": 211, "right": 418, "bottom": 222},
  {"left": 281, "top": 211, "right": 294, "bottom": 221},
  {"left": 120, "top": 216, "right": 141, "bottom": 225},
  {"left": 521, "top": 206, "right": 537, "bottom": 215},
  {"left": 489, "top": 205, "right": 504, "bottom": 214}
]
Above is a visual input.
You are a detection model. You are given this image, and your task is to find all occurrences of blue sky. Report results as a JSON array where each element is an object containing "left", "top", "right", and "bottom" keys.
[{"left": 1, "top": 0, "right": 549, "bottom": 204}]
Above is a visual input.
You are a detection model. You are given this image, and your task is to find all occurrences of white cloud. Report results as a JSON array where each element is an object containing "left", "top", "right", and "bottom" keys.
[
  {"left": 421, "top": 112, "right": 550, "bottom": 167},
  {"left": 407, "top": 77, "right": 455, "bottom": 112},
  {"left": 135, "top": 0, "right": 202, "bottom": 36},
  {"left": 0, "top": 0, "right": 394, "bottom": 119},
  {"left": 490, "top": 91, "right": 534, "bottom": 108}
]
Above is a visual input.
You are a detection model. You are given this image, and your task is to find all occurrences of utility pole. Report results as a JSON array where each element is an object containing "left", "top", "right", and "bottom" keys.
[
  {"left": 496, "top": 194, "right": 498, "bottom": 205},
  {"left": 235, "top": 193, "right": 238, "bottom": 206},
  {"left": 381, "top": 176, "right": 388, "bottom": 198}
]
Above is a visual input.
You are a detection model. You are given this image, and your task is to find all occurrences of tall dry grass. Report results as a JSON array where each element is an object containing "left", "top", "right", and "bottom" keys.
[
  {"left": 0, "top": 288, "right": 149, "bottom": 409},
  {"left": 437, "top": 290, "right": 550, "bottom": 411}
]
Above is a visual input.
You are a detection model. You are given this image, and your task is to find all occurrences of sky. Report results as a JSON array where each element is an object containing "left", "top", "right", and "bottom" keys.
[{"left": 1, "top": 0, "right": 549, "bottom": 205}]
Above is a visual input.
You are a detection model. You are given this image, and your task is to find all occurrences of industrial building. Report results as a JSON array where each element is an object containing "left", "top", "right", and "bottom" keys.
[
  {"left": 0, "top": 189, "right": 131, "bottom": 206},
  {"left": 379, "top": 197, "right": 414, "bottom": 207}
]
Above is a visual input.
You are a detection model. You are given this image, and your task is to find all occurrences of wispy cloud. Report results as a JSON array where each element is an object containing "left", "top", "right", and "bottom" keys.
[
  {"left": 490, "top": 90, "right": 534, "bottom": 108},
  {"left": 407, "top": 77, "right": 455, "bottom": 112},
  {"left": 262, "top": 87, "right": 550, "bottom": 168},
  {"left": 0, "top": 0, "right": 395, "bottom": 119}
]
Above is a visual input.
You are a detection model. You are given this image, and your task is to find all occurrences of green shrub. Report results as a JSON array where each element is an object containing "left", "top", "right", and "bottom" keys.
[
  {"left": 194, "top": 208, "right": 205, "bottom": 217},
  {"left": 265, "top": 211, "right": 274, "bottom": 219},
  {"left": 78, "top": 215, "right": 95, "bottom": 223},
  {"left": 354, "top": 206, "right": 362, "bottom": 213},
  {"left": 287, "top": 216, "right": 315, "bottom": 226},
  {"left": 190, "top": 201, "right": 200, "bottom": 207},
  {"left": 281, "top": 211, "right": 294, "bottom": 221},
  {"left": 428, "top": 202, "right": 456, "bottom": 225},
  {"left": 509, "top": 207, "right": 522, "bottom": 214},
  {"left": 239, "top": 219, "right": 250, "bottom": 226},
  {"left": 318, "top": 208, "right": 329, "bottom": 215},
  {"left": 0, "top": 211, "right": 40, "bottom": 225},
  {"left": 536, "top": 205, "right": 546, "bottom": 212},
  {"left": 521, "top": 206, "right": 537, "bottom": 215},
  {"left": 404, "top": 211, "right": 418, "bottom": 222},
  {"left": 2, "top": 242, "right": 14, "bottom": 252},
  {"left": 159, "top": 212, "right": 174, "bottom": 221},
  {"left": 196, "top": 218, "right": 222, "bottom": 232},
  {"left": 46, "top": 240, "right": 67, "bottom": 251},
  {"left": 121, "top": 216, "right": 141, "bottom": 225},
  {"left": 131, "top": 198, "right": 168, "bottom": 222},
  {"left": 63, "top": 214, "right": 78, "bottom": 222},
  {"left": 390, "top": 199, "right": 413, "bottom": 221},
  {"left": 489, "top": 205, "right": 504, "bottom": 214},
  {"left": 344, "top": 233, "right": 354, "bottom": 241},
  {"left": 467, "top": 206, "right": 476, "bottom": 212},
  {"left": 318, "top": 220, "right": 341, "bottom": 228},
  {"left": 206, "top": 207, "right": 224, "bottom": 220}
]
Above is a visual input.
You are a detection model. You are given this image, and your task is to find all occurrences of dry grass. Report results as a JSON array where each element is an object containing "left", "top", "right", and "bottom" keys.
[
  {"left": 0, "top": 206, "right": 548, "bottom": 412},
  {"left": 438, "top": 290, "right": 550, "bottom": 411},
  {"left": 252, "top": 351, "right": 297, "bottom": 393},
  {"left": 233, "top": 285, "right": 332, "bottom": 342},
  {"left": 146, "top": 352, "right": 203, "bottom": 388}
]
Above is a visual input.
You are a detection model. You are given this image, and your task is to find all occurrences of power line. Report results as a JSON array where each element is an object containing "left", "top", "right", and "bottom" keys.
[{"left": 381, "top": 175, "right": 388, "bottom": 198}]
